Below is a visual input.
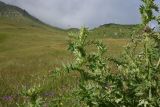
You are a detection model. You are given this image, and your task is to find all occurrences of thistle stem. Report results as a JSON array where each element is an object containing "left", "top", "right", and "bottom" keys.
[{"left": 156, "top": 58, "right": 160, "bottom": 69}]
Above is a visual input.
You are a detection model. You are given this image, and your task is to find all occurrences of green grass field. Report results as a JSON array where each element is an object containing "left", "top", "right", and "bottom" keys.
[{"left": 0, "top": 18, "right": 129, "bottom": 106}]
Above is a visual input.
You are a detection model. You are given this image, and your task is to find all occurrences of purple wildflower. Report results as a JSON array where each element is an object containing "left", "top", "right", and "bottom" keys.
[{"left": 2, "top": 95, "right": 14, "bottom": 101}]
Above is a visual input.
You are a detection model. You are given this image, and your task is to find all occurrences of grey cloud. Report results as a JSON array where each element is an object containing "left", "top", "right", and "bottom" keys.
[{"left": 1, "top": 0, "right": 160, "bottom": 28}]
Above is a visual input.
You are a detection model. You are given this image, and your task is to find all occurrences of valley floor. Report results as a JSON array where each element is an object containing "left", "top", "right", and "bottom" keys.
[{"left": 0, "top": 23, "right": 128, "bottom": 106}]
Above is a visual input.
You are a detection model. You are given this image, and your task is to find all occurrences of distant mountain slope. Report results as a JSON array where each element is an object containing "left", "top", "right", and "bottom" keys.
[
  {"left": 0, "top": 1, "right": 64, "bottom": 31},
  {"left": 0, "top": 1, "right": 67, "bottom": 55},
  {"left": 66, "top": 24, "right": 139, "bottom": 38},
  {"left": 0, "top": 1, "right": 43, "bottom": 24},
  {"left": 90, "top": 23, "right": 139, "bottom": 38},
  {"left": 67, "top": 28, "right": 79, "bottom": 32}
]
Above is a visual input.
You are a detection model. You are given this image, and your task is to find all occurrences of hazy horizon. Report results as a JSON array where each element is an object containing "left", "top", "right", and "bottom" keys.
[{"left": 1, "top": 0, "right": 160, "bottom": 28}]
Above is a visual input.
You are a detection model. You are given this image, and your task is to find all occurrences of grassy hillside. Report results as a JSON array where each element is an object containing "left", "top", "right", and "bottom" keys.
[
  {"left": 0, "top": 22, "right": 128, "bottom": 107},
  {"left": 0, "top": 1, "right": 43, "bottom": 24},
  {"left": 0, "top": 1, "right": 132, "bottom": 106},
  {"left": 66, "top": 24, "right": 139, "bottom": 38},
  {"left": 90, "top": 23, "right": 139, "bottom": 38}
]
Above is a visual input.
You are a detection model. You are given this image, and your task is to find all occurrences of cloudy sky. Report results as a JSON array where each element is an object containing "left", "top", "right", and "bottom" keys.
[{"left": 1, "top": 0, "right": 160, "bottom": 28}]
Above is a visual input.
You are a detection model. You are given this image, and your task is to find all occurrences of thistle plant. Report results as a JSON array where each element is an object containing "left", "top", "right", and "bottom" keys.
[
  {"left": 140, "top": 0, "right": 159, "bottom": 25},
  {"left": 53, "top": 0, "right": 160, "bottom": 107},
  {"left": 67, "top": 27, "right": 109, "bottom": 106},
  {"left": 17, "top": 85, "right": 43, "bottom": 107}
]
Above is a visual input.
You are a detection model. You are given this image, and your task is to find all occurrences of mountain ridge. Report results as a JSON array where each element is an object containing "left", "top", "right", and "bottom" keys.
[
  {"left": 0, "top": 0, "right": 140, "bottom": 38},
  {"left": 0, "top": 1, "right": 41, "bottom": 23},
  {"left": 0, "top": 1, "right": 65, "bottom": 31}
]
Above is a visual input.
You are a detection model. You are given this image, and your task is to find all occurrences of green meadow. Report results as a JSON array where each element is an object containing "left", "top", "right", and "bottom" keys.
[{"left": 0, "top": 17, "right": 130, "bottom": 106}]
